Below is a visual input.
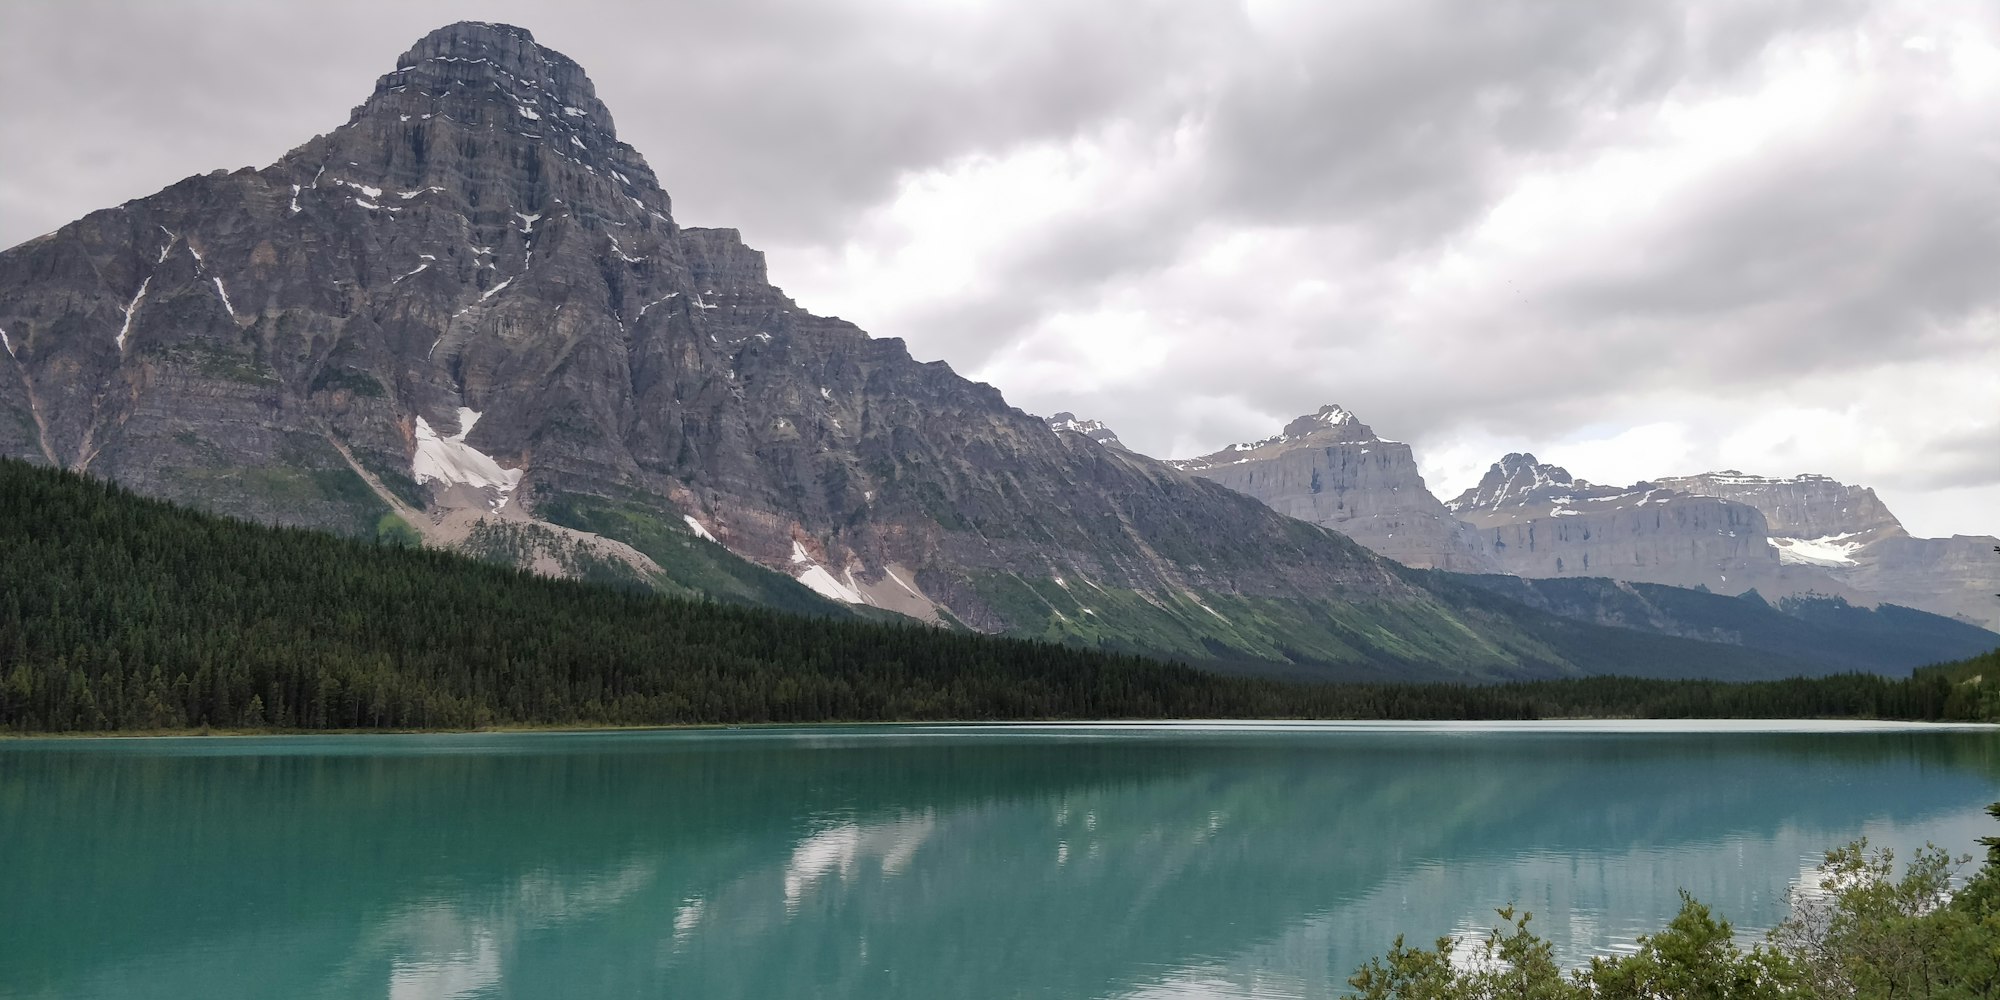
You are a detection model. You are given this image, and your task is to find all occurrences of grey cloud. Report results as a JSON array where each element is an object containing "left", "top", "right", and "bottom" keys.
[
  {"left": 4, "top": 0, "right": 1996, "bottom": 529},
  {"left": 0, "top": 0, "right": 1229, "bottom": 248},
  {"left": 1907, "top": 424, "right": 2000, "bottom": 492},
  {"left": 1195, "top": 0, "right": 1867, "bottom": 242}
]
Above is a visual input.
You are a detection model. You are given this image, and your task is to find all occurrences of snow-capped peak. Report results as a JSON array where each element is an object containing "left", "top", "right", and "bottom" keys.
[
  {"left": 1168, "top": 403, "right": 1383, "bottom": 471},
  {"left": 1045, "top": 412, "right": 1126, "bottom": 450},
  {"left": 1447, "top": 453, "right": 1583, "bottom": 512},
  {"left": 1279, "top": 404, "right": 1378, "bottom": 443}
]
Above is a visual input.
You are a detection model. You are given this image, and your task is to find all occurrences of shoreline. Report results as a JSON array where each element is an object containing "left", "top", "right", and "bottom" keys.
[{"left": 4, "top": 716, "right": 1993, "bottom": 741}]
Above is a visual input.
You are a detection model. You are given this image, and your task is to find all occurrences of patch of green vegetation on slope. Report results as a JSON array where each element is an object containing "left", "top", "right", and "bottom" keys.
[
  {"left": 1915, "top": 647, "right": 2000, "bottom": 720},
  {"left": 969, "top": 568, "right": 1810, "bottom": 682},
  {"left": 1442, "top": 573, "right": 1999, "bottom": 676},
  {"left": 533, "top": 490, "right": 853, "bottom": 618},
  {"left": 968, "top": 571, "right": 1548, "bottom": 680},
  {"left": 457, "top": 520, "right": 656, "bottom": 591},
  {"left": 375, "top": 513, "right": 421, "bottom": 547},
  {"left": 1919, "top": 647, "right": 2000, "bottom": 684},
  {"left": 157, "top": 454, "right": 388, "bottom": 538}
]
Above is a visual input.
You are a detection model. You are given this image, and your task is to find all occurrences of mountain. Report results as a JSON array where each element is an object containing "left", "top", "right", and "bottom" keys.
[
  {"left": 1139, "top": 407, "right": 1993, "bottom": 666},
  {"left": 1445, "top": 453, "right": 1859, "bottom": 598},
  {"left": 1, "top": 20, "right": 1768, "bottom": 681},
  {"left": 1658, "top": 472, "right": 2000, "bottom": 630},
  {"left": 1169, "top": 405, "right": 1498, "bottom": 572},
  {"left": 1446, "top": 573, "right": 1999, "bottom": 676},
  {"left": 1045, "top": 412, "right": 1128, "bottom": 451}
]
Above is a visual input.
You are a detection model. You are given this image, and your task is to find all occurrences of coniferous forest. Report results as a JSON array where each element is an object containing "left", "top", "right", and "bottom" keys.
[{"left": 1, "top": 458, "right": 1994, "bottom": 734}]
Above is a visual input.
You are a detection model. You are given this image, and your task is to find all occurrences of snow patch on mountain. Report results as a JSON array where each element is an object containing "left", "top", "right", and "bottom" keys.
[
  {"left": 1768, "top": 533, "right": 1865, "bottom": 567},
  {"left": 790, "top": 541, "right": 868, "bottom": 604},
  {"left": 211, "top": 277, "right": 237, "bottom": 319},
  {"left": 1698, "top": 471, "right": 1838, "bottom": 487},
  {"left": 412, "top": 407, "right": 525, "bottom": 509},
  {"left": 115, "top": 276, "right": 150, "bottom": 351}
]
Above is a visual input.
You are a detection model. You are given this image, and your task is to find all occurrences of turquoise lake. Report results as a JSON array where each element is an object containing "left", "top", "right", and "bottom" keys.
[{"left": 3, "top": 721, "right": 1997, "bottom": 999}]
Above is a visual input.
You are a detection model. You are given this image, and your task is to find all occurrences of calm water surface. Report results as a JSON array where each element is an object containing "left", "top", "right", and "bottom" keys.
[{"left": 3, "top": 721, "right": 1997, "bottom": 999}]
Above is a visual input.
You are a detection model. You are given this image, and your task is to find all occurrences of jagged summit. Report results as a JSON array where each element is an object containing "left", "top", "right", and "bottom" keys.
[
  {"left": 1448, "top": 453, "right": 1789, "bottom": 592},
  {"left": 288, "top": 18, "right": 674, "bottom": 240},
  {"left": 1445, "top": 453, "right": 1580, "bottom": 512},
  {"left": 1172, "top": 403, "right": 1380, "bottom": 471},
  {"left": 1045, "top": 412, "right": 1126, "bottom": 450},
  {"left": 1280, "top": 404, "right": 1375, "bottom": 442},
  {"left": 381, "top": 22, "right": 618, "bottom": 135},
  {"left": 1167, "top": 404, "right": 1498, "bottom": 573}
]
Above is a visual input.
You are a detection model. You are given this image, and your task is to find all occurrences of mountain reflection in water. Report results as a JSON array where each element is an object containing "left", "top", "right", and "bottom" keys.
[{"left": 2, "top": 722, "right": 1995, "bottom": 1000}]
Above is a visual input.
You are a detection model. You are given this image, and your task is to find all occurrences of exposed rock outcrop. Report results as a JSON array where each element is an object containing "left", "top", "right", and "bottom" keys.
[
  {"left": 1169, "top": 406, "right": 1498, "bottom": 572},
  {"left": 1660, "top": 472, "right": 2000, "bottom": 629},
  {"left": 1446, "top": 454, "right": 1852, "bottom": 597}
]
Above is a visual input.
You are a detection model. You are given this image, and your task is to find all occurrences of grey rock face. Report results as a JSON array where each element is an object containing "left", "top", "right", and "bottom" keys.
[
  {"left": 1661, "top": 471, "right": 2000, "bottom": 629},
  {"left": 1657, "top": 472, "right": 1903, "bottom": 542},
  {"left": 1446, "top": 454, "right": 1840, "bottom": 595},
  {"left": 1171, "top": 405, "right": 1499, "bottom": 572},
  {"left": 0, "top": 22, "right": 1580, "bottom": 672}
]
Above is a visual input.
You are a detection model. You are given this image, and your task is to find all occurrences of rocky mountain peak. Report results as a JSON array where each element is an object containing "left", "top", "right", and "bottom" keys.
[
  {"left": 1448, "top": 453, "right": 1579, "bottom": 511},
  {"left": 295, "top": 18, "right": 672, "bottom": 236},
  {"left": 1165, "top": 404, "right": 1497, "bottom": 573},
  {"left": 1045, "top": 412, "right": 1126, "bottom": 450},
  {"left": 1280, "top": 404, "right": 1377, "bottom": 443},
  {"left": 1171, "top": 403, "right": 1382, "bottom": 472},
  {"left": 380, "top": 22, "right": 618, "bottom": 136}
]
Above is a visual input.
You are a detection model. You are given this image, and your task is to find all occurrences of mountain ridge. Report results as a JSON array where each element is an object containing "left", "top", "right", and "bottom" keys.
[
  {"left": 0, "top": 20, "right": 1669, "bottom": 680},
  {"left": 1149, "top": 406, "right": 1995, "bottom": 629},
  {"left": 1166, "top": 405, "right": 1498, "bottom": 573}
]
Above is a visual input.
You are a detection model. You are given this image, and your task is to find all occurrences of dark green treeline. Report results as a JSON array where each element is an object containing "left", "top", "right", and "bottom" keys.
[{"left": 1, "top": 459, "right": 1993, "bottom": 733}]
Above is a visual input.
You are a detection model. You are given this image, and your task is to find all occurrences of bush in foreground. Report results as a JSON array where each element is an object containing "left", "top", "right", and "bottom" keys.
[{"left": 1351, "top": 804, "right": 2000, "bottom": 998}]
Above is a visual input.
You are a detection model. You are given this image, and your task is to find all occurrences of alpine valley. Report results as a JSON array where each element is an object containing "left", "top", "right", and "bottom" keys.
[{"left": 2, "top": 22, "right": 1992, "bottom": 683}]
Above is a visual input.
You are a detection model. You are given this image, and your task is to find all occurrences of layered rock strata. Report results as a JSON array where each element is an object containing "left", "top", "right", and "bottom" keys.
[
  {"left": 1660, "top": 472, "right": 2000, "bottom": 629},
  {"left": 1170, "top": 406, "right": 1499, "bottom": 572}
]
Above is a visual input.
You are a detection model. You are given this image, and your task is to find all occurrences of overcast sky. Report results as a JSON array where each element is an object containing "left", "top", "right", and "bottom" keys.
[{"left": 4, "top": 0, "right": 1997, "bottom": 536}]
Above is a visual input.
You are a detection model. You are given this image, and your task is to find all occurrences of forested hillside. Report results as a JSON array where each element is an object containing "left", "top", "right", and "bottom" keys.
[
  {"left": 1, "top": 459, "right": 1993, "bottom": 733},
  {"left": 1446, "top": 572, "right": 1999, "bottom": 675}
]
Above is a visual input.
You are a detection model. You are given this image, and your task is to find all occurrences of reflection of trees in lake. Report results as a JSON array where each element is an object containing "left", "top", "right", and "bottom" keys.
[{"left": 3, "top": 728, "right": 1995, "bottom": 999}]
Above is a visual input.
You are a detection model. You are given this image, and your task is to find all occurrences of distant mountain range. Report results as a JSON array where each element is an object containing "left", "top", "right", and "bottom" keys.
[
  {"left": 1144, "top": 405, "right": 1999, "bottom": 631},
  {"left": 1, "top": 21, "right": 1990, "bottom": 681}
]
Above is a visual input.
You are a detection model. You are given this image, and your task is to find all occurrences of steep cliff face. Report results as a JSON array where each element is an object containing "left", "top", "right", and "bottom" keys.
[
  {"left": 1446, "top": 454, "right": 1839, "bottom": 595},
  {"left": 1168, "top": 406, "right": 1498, "bottom": 572},
  {"left": 1655, "top": 472, "right": 1905, "bottom": 564},
  {"left": 1660, "top": 472, "right": 2000, "bottom": 629},
  {"left": 0, "top": 21, "right": 1652, "bottom": 677}
]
